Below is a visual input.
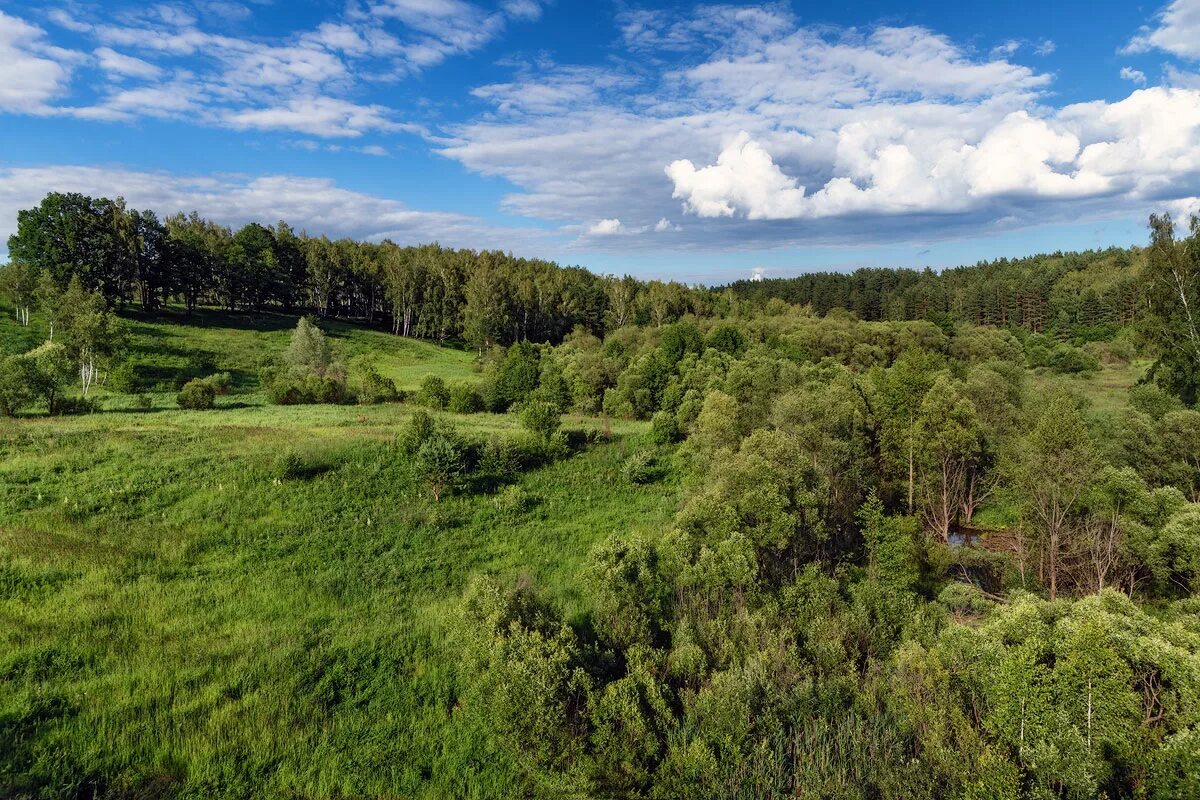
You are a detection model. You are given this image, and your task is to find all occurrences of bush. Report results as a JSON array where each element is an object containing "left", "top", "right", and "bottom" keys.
[
  {"left": 519, "top": 400, "right": 561, "bottom": 441},
  {"left": 416, "top": 375, "right": 449, "bottom": 409},
  {"left": 415, "top": 431, "right": 466, "bottom": 502},
  {"left": 358, "top": 367, "right": 398, "bottom": 405},
  {"left": 399, "top": 410, "right": 437, "bottom": 455},
  {"left": 0, "top": 355, "right": 42, "bottom": 416},
  {"left": 621, "top": 451, "right": 659, "bottom": 484},
  {"left": 448, "top": 382, "right": 485, "bottom": 414},
  {"left": 493, "top": 485, "right": 535, "bottom": 517},
  {"left": 649, "top": 410, "right": 682, "bottom": 444},
  {"left": 204, "top": 372, "right": 233, "bottom": 395},
  {"left": 273, "top": 451, "right": 306, "bottom": 481},
  {"left": 133, "top": 393, "right": 153, "bottom": 410},
  {"left": 107, "top": 360, "right": 139, "bottom": 393},
  {"left": 50, "top": 395, "right": 99, "bottom": 416},
  {"left": 176, "top": 379, "right": 216, "bottom": 410}
]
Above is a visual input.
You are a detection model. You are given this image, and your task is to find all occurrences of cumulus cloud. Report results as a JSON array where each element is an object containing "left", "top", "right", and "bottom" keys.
[
  {"left": 587, "top": 218, "right": 623, "bottom": 235},
  {"left": 1126, "top": 0, "right": 1200, "bottom": 59},
  {"left": 0, "top": 164, "right": 554, "bottom": 259},
  {"left": 445, "top": 7, "right": 1200, "bottom": 251},
  {"left": 1121, "top": 66, "right": 1148, "bottom": 85},
  {"left": 0, "top": 11, "right": 77, "bottom": 113}
]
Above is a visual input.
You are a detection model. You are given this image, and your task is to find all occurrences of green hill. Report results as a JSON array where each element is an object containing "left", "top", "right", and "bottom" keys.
[{"left": 0, "top": 304, "right": 672, "bottom": 798}]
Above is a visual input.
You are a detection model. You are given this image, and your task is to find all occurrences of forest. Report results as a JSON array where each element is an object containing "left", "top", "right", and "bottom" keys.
[{"left": 2, "top": 192, "right": 1200, "bottom": 799}]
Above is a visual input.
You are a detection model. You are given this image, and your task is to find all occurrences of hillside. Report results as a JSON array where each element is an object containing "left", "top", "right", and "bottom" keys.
[{"left": 0, "top": 309, "right": 675, "bottom": 797}]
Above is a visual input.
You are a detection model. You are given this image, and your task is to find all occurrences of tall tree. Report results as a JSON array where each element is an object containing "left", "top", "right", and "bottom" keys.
[
  {"left": 1015, "top": 394, "right": 1095, "bottom": 600},
  {"left": 1142, "top": 213, "right": 1200, "bottom": 405}
]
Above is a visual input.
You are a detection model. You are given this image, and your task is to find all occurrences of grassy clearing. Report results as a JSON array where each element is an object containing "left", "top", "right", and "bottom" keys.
[
  {"left": 0, "top": 398, "right": 673, "bottom": 798},
  {"left": 1029, "top": 358, "right": 1149, "bottom": 416}
]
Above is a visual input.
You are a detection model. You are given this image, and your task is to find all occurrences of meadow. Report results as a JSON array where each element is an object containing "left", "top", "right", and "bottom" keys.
[{"left": 0, "top": 307, "right": 676, "bottom": 799}]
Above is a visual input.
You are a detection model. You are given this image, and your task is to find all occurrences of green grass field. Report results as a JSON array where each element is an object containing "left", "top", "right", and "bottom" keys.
[{"left": 0, "top": 304, "right": 675, "bottom": 798}]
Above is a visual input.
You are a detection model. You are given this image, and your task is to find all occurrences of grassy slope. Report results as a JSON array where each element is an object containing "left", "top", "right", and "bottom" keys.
[
  {"left": 1, "top": 303, "right": 479, "bottom": 395},
  {"left": 1, "top": 404, "right": 673, "bottom": 799},
  {"left": 0, "top": 304, "right": 675, "bottom": 798}
]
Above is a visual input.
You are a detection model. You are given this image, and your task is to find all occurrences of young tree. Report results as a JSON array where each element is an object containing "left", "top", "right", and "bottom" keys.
[
  {"left": 0, "top": 261, "right": 40, "bottom": 326},
  {"left": 58, "top": 277, "right": 124, "bottom": 395},
  {"left": 415, "top": 431, "right": 465, "bottom": 502},
  {"left": 284, "top": 317, "right": 331, "bottom": 376},
  {"left": 1015, "top": 394, "right": 1095, "bottom": 600},
  {"left": 876, "top": 351, "right": 941, "bottom": 513},
  {"left": 915, "top": 375, "right": 983, "bottom": 541},
  {"left": 1141, "top": 213, "right": 1200, "bottom": 405},
  {"left": 520, "top": 400, "right": 561, "bottom": 441}
]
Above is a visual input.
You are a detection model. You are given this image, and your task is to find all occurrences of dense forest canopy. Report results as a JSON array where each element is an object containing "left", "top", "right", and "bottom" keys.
[{"left": 3, "top": 192, "right": 1200, "bottom": 799}]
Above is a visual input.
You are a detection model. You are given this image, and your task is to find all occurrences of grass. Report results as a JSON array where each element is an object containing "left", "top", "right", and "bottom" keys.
[
  {"left": 0, "top": 400, "right": 674, "bottom": 799},
  {"left": 119, "top": 307, "right": 480, "bottom": 393},
  {"left": 1, "top": 301, "right": 676, "bottom": 798},
  {"left": 1028, "top": 358, "right": 1149, "bottom": 416}
]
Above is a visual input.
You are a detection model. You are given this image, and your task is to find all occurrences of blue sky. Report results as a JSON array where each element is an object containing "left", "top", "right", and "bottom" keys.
[{"left": 1, "top": 0, "right": 1199, "bottom": 282}]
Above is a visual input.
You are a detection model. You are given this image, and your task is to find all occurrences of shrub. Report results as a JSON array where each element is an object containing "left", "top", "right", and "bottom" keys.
[
  {"left": 487, "top": 341, "right": 541, "bottom": 411},
  {"left": 416, "top": 375, "right": 449, "bottom": 409},
  {"left": 448, "top": 382, "right": 485, "bottom": 414},
  {"left": 493, "top": 485, "right": 534, "bottom": 517},
  {"left": 358, "top": 367, "right": 398, "bottom": 405},
  {"left": 415, "top": 431, "right": 466, "bottom": 502},
  {"left": 936, "top": 582, "right": 993, "bottom": 616},
  {"left": 399, "top": 410, "right": 437, "bottom": 455},
  {"left": 51, "top": 395, "right": 99, "bottom": 416},
  {"left": 204, "top": 372, "right": 233, "bottom": 395},
  {"left": 177, "top": 378, "right": 216, "bottom": 410},
  {"left": 519, "top": 400, "right": 561, "bottom": 441},
  {"left": 273, "top": 451, "right": 306, "bottom": 481},
  {"left": 621, "top": 451, "right": 659, "bottom": 484},
  {"left": 133, "top": 393, "right": 153, "bottom": 410},
  {"left": 0, "top": 355, "right": 42, "bottom": 416},
  {"left": 650, "top": 410, "right": 682, "bottom": 444},
  {"left": 107, "top": 360, "right": 139, "bottom": 393}
]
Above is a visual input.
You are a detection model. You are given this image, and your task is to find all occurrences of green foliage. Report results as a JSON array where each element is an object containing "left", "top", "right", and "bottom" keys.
[
  {"left": 487, "top": 341, "right": 541, "bottom": 411},
  {"left": 621, "top": 451, "right": 659, "bottom": 485},
  {"left": 519, "top": 400, "right": 561, "bottom": 441},
  {"left": 447, "top": 381, "right": 484, "bottom": 413},
  {"left": 414, "top": 429, "right": 466, "bottom": 501},
  {"left": 176, "top": 378, "right": 216, "bottom": 410},
  {"left": 0, "top": 354, "right": 42, "bottom": 416},
  {"left": 649, "top": 409, "right": 682, "bottom": 444},
  {"left": 416, "top": 374, "right": 449, "bottom": 409}
]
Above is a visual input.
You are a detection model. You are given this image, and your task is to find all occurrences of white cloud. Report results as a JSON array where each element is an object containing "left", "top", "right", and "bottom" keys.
[
  {"left": 225, "top": 96, "right": 403, "bottom": 138},
  {"left": 1127, "top": 0, "right": 1200, "bottom": 59},
  {"left": 356, "top": 144, "right": 390, "bottom": 156},
  {"left": 1121, "top": 66, "right": 1148, "bottom": 85},
  {"left": 94, "top": 46, "right": 163, "bottom": 79},
  {"left": 0, "top": 11, "right": 76, "bottom": 113},
  {"left": 0, "top": 164, "right": 555, "bottom": 258},
  {"left": 654, "top": 218, "right": 677, "bottom": 232},
  {"left": 587, "top": 218, "right": 623, "bottom": 235},
  {"left": 990, "top": 40, "right": 1021, "bottom": 58},
  {"left": 444, "top": 8, "right": 1200, "bottom": 250}
]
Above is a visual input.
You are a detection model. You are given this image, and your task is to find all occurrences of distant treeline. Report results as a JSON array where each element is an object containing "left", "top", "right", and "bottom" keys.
[
  {"left": 0, "top": 191, "right": 1155, "bottom": 348},
  {"left": 726, "top": 248, "right": 1144, "bottom": 337}
]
